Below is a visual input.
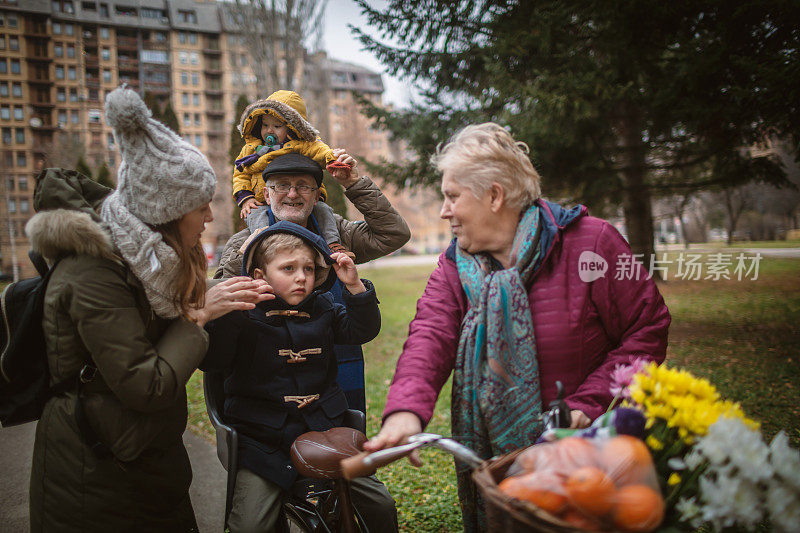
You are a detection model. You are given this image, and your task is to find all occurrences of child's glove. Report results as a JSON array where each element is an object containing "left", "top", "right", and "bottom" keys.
[{"left": 235, "top": 143, "right": 282, "bottom": 171}]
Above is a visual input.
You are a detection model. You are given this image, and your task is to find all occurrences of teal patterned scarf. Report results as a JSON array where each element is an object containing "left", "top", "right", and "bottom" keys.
[{"left": 452, "top": 203, "right": 544, "bottom": 532}]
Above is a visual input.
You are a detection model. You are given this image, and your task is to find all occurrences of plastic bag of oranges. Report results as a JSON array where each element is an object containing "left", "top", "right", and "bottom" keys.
[{"left": 499, "top": 435, "right": 664, "bottom": 532}]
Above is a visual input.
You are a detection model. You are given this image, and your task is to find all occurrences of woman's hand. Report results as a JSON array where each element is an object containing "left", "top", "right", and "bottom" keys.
[
  {"left": 189, "top": 277, "right": 274, "bottom": 327},
  {"left": 239, "top": 198, "right": 263, "bottom": 219},
  {"left": 363, "top": 411, "right": 424, "bottom": 467},
  {"left": 330, "top": 252, "right": 365, "bottom": 294},
  {"left": 330, "top": 149, "right": 359, "bottom": 188},
  {"left": 569, "top": 410, "right": 591, "bottom": 429}
]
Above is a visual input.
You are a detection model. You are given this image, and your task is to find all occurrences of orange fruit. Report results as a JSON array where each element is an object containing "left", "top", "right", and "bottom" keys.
[
  {"left": 611, "top": 484, "right": 665, "bottom": 532},
  {"left": 555, "top": 437, "right": 600, "bottom": 473},
  {"left": 510, "top": 444, "right": 559, "bottom": 475},
  {"left": 561, "top": 509, "right": 602, "bottom": 531},
  {"left": 498, "top": 471, "right": 568, "bottom": 515},
  {"left": 564, "top": 466, "right": 615, "bottom": 517},
  {"left": 600, "top": 435, "right": 653, "bottom": 485}
]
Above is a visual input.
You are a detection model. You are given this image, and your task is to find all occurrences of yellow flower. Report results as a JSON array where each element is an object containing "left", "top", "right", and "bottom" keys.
[
  {"left": 668, "top": 473, "right": 681, "bottom": 486},
  {"left": 646, "top": 435, "right": 664, "bottom": 451}
]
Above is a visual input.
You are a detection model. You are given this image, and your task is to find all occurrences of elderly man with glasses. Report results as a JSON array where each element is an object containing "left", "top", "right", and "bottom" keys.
[{"left": 214, "top": 150, "right": 411, "bottom": 412}]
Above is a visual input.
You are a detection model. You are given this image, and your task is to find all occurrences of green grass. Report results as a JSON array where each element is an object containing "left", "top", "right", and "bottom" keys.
[{"left": 187, "top": 257, "right": 800, "bottom": 531}]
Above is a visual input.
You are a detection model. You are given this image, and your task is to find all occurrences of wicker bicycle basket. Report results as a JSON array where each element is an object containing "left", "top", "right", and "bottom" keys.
[{"left": 472, "top": 448, "right": 584, "bottom": 533}]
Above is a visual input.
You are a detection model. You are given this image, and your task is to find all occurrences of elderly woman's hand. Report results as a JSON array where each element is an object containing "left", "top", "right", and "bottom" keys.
[
  {"left": 363, "top": 411, "right": 424, "bottom": 467},
  {"left": 569, "top": 410, "right": 591, "bottom": 429},
  {"left": 188, "top": 277, "right": 274, "bottom": 327}
]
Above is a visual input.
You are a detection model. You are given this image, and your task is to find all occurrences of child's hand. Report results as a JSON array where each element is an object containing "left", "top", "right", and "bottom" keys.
[
  {"left": 329, "top": 149, "right": 359, "bottom": 188},
  {"left": 240, "top": 197, "right": 263, "bottom": 219},
  {"left": 330, "top": 252, "right": 366, "bottom": 294}
]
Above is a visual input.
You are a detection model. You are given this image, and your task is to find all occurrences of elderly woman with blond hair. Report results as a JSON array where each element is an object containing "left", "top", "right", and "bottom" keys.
[{"left": 364, "top": 123, "right": 671, "bottom": 531}]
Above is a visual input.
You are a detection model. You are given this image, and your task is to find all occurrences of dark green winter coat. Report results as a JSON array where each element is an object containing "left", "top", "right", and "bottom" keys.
[{"left": 26, "top": 169, "right": 208, "bottom": 532}]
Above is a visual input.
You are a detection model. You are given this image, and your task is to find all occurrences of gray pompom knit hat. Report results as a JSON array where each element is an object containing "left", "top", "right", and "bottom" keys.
[{"left": 104, "top": 86, "right": 216, "bottom": 225}]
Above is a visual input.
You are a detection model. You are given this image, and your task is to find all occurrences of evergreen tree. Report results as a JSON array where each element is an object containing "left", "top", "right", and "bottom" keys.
[
  {"left": 95, "top": 162, "right": 115, "bottom": 189},
  {"left": 352, "top": 1, "right": 800, "bottom": 259},
  {"left": 75, "top": 156, "right": 92, "bottom": 180},
  {"left": 231, "top": 94, "right": 250, "bottom": 233},
  {"left": 143, "top": 91, "right": 163, "bottom": 121},
  {"left": 161, "top": 103, "right": 181, "bottom": 136}
]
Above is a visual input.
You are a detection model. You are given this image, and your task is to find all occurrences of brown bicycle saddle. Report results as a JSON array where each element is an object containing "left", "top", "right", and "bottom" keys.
[{"left": 290, "top": 427, "right": 368, "bottom": 479}]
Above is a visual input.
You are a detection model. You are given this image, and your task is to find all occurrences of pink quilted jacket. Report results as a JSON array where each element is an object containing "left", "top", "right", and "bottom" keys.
[{"left": 383, "top": 200, "right": 670, "bottom": 424}]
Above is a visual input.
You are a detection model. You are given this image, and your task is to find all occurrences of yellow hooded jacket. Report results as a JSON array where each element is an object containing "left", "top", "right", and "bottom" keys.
[{"left": 233, "top": 90, "right": 335, "bottom": 205}]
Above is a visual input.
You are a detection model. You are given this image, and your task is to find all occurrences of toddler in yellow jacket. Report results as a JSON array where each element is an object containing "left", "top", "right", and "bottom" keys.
[{"left": 233, "top": 90, "right": 349, "bottom": 253}]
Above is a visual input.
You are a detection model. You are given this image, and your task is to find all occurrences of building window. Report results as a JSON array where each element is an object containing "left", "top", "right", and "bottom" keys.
[
  {"left": 20, "top": 199, "right": 29, "bottom": 214},
  {"left": 178, "top": 32, "right": 186, "bottom": 44},
  {"left": 6, "top": 177, "right": 14, "bottom": 191},
  {"left": 100, "top": 27, "right": 109, "bottom": 39},
  {"left": 0, "top": 106, "right": 9, "bottom": 120},
  {"left": 58, "top": 110, "right": 67, "bottom": 123},
  {"left": 0, "top": 36, "right": 4, "bottom": 50},
  {"left": 8, "top": 15, "right": 18, "bottom": 28},
  {"left": 57, "top": 88, "right": 66, "bottom": 102},
  {"left": 189, "top": 33, "right": 197, "bottom": 45},
  {"left": 15, "top": 128, "right": 24, "bottom": 144},
  {"left": 101, "top": 47, "right": 110, "bottom": 61},
  {"left": 88, "top": 109, "right": 102, "bottom": 123},
  {"left": 13, "top": 106, "right": 23, "bottom": 120},
  {"left": 68, "top": 66, "right": 77, "bottom": 80},
  {"left": 183, "top": 113, "right": 190, "bottom": 127},
  {"left": 1, "top": 128, "right": 11, "bottom": 144},
  {"left": 55, "top": 66, "right": 64, "bottom": 80},
  {"left": 9, "top": 36, "right": 18, "bottom": 51},
  {"left": 154, "top": 31, "right": 167, "bottom": 42},
  {"left": 10, "top": 60, "right": 20, "bottom": 75},
  {"left": 7, "top": 199, "right": 15, "bottom": 214},
  {"left": 12, "top": 83, "right": 22, "bottom": 97},
  {"left": 181, "top": 92, "right": 189, "bottom": 105},
  {"left": 179, "top": 51, "right": 188, "bottom": 64},
  {"left": 194, "top": 113, "right": 201, "bottom": 126},
  {"left": 71, "top": 110, "right": 79, "bottom": 124},
  {"left": 0, "top": 83, "right": 8, "bottom": 97},
  {"left": 18, "top": 177, "right": 28, "bottom": 191},
  {"left": 193, "top": 93, "right": 200, "bottom": 106},
  {"left": 68, "top": 88, "right": 77, "bottom": 102},
  {"left": 99, "top": 3, "right": 109, "bottom": 17},
  {"left": 240, "top": 54, "right": 247, "bottom": 67},
  {"left": 194, "top": 134, "right": 202, "bottom": 146},
  {"left": 229, "top": 52, "right": 236, "bottom": 66},
  {"left": 141, "top": 49, "right": 168, "bottom": 64},
  {"left": 114, "top": 5, "right": 137, "bottom": 16},
  {"left": 102, "top": 69, "right": 111, "bottom": 83},
  {"left": 54, "top": 43, "right": 63, "bottom": 57},
  {"left": 141, "top": 7, "right": 165, "bottom": 19},
  {"left": 178, "top": 10, "right": 197, "bottom": 24},
  {"left": 191, "top": 72, "right": 198, "bottom": 86},
  {"left": 190, "top": 52, "right": 198, "bottom": 65},
  {"left": 53, "top": 22, "right": 62, "bottom": 34},
  {"left": 180, "top": 71, "right": 188, "bottom": 85},
  {"left": 16, "top": 152, "right": 26, "bottom": 167},
  {"left": 67, "top": 44, "right": 75, "bottom": 58},
  {"left": 65, "top": 23, "right": 74, "bottom": 36}
]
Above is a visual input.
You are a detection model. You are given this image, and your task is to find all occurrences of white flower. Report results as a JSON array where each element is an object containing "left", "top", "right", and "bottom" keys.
[
  {"left": 769, "top": 431, "right": 800, "bottom": 490},
  {"left": 726, "top": 422, "right": 772, "bottom": 483},
  {"left": 684, "top": 448, "right": 705, "bottom": 470},
  {"left": 675, "top": 496, "right": 701, "bottom": 522},
  {"left": 698, "top": 472, "right": 763, "bottom": 530},
  {"left": 767, "top": 481, "right": 800, "bottom": 533}
]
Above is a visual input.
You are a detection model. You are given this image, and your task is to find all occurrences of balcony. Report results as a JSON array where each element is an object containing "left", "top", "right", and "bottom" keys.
[
  {"left": 205, "top": 107, "right": 224, "bottom": 117},
  {"left": 24, "top": 21, "right": 49, "bottom": 38},
  {"left": 117, "top": 36, "right": 138, "bottom": 50},
  {"left": 31, "top": 116, "right": 57, "bottom": 131},
  {"left": 118, "top": 58, "right": 139, "bottom": 71},
  {"left": 203, "top": 46, "right": 222, "bottom": 56},
  {"left": 204, "top": 85, "right": 223, "bottom": 95},
  {"left": 85, "top": 76, "right": 101, "bottom": 89},
  {"left": 204, "top": 63, "right": 222, "bottom": 75},
  {"left": 84, "top": 55, "right": 100, "bottom": 69},
  {"left": 83, "top": 34, "right": 98, "bottom": 47},
  {"left": 27, "top": 73, "right": 54, "bottom": 86}
]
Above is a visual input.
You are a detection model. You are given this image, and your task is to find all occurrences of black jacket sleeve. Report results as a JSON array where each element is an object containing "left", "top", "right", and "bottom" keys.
[
  {"left": 200, "top": 310, "right": 246, "bottom": 372},
  {"left": 331, "top": 279, "right": 381, "bottom": 346}
]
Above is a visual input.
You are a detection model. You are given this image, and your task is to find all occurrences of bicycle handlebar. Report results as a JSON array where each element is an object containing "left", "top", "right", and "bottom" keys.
[{"left": 340, "top": 433, "right": 483, "bottom": 480}]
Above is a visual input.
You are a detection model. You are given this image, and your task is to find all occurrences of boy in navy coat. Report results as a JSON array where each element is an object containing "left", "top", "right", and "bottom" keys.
[{"left": 202, "top": 221, "right": 397, "bottom": 532}]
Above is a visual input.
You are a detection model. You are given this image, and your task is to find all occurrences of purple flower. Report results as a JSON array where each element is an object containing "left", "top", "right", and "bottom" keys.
[{"left": 609, "top": 356, "right": 648, "bottom": 398}]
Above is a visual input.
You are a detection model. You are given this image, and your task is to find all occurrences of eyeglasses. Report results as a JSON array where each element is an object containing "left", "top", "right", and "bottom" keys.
[{"left": 268, "top": 183, "right": 318, "bottom": 194}]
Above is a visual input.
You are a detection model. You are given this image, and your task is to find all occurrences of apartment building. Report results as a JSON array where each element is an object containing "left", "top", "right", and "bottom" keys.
[{"left": 0, "top": 0, "right": 444, "bottom": 278}]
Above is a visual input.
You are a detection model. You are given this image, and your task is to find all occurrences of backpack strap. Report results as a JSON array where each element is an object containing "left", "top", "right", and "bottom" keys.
[{"left": 72, "top": 364, "right": 112, "bottom": 459}]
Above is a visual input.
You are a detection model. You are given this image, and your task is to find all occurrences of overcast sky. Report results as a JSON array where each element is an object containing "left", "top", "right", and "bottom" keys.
[{"left": 321, "top": 0, "right": 416, "bottom": 108}]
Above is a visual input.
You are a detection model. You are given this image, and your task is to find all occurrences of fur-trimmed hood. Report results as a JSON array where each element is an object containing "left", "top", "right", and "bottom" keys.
[
  {"left": 238, "top": 90, "right": 319, "bottom": 143},
  {"left": 26, "top": 168, "right": 116, "bottom": 262},
  {"left": 26, "top": 209, "right": 114, "bottom": 263}
]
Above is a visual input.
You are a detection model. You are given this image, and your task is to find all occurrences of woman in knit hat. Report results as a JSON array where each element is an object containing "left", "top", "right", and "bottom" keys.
[{"left": 26, "top": 86, "right": 272, "bottom": 532}]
